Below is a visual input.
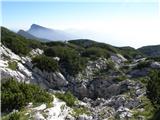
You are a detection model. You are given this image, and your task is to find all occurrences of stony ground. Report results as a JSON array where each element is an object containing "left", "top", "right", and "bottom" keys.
[{"left": 1, "top": 45, "right": 159, "bottom": 120}]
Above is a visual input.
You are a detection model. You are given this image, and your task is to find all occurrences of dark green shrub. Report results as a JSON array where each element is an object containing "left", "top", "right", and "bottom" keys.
[
  {"left": 147, "top": 70, "right": 160, "bottom": 110},
  {"left": 27, "top": 39, "right": 43, "bottom": 49},
  {"left": 32, "top": 55, "right": 59, "bottom": 72},
  {"left": 2, "top": 111, "right": 29, "bottom": 120},
  {"left": 44, "top": 46, "right": 66, "bottom": 57},
  {"left": 69, "top": 39, "right": 117, "bottom": 53},
  {"left": 8, "top": 112, "right": 21, "bottom": 120},
  {"left": 82, "top": 47, "right": 110, "bottom": 60},
  {"left": 8, "top": 61, "right": 17, "bottom": 70},
  {"left": 55, "top": 91, "right": 77, "bottom": 107},
  {"left": 115, "top": 75, "right": 127, "bottom": 81},
  {"left": 1, "top": 78, "right": 53, "bottom": 112},
  {"left": 1, "top": 27, "right": 43, "bottom": 56},
  {"left": 59, "top": 49, "right": 87, "bottom": 76},
  {"left": 44, "top": 46, "right": 87, "bottom": 76},
  {"left": 147, "top": 57, "right": 160, "bottom": 62},
  {"left": 134, "top": 61, "right": 150, "bottom": 70},
  {"left": 107, "top": 59, "right": 116, "bottom": 71},
  {"left": 117, "top": 46, "right": 143, "bottom": 59},
  {"left": 1, "top": 27, "right": 30, "bottom": 55},
  {"left": 45, "top": 41, "right": 66, "bottom": 47},
  {"left": 72, "top": 107, "right": 90, "bottom": 117}
]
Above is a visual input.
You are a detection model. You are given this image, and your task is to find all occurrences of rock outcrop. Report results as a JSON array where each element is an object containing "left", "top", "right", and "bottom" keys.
[{"left": 1, "top": 44, "right": 157, "bottom": 120}]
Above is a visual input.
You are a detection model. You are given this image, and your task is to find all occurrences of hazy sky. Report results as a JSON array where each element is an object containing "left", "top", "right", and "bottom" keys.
[{"left": 1, "top": 0, "right": 160, "bottom": 48}]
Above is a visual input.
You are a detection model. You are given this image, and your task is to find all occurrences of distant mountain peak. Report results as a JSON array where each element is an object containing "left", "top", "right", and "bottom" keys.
[
  {"left": 27, "top": 24, "right": 76, "bottom": 41},
  {"left": 18, "top": 29, "right": 26, "bottom": 32},
  {"left": 17, "top": 29, "right": 38, "bottom": 40},
  {"left": 30, "top": 24, "right": 49, "bottom": 30}
]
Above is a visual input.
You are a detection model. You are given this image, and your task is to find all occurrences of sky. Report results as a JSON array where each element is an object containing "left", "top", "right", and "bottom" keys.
[{"left": 1, "top": 0, "right": 160, "bottom": 48}]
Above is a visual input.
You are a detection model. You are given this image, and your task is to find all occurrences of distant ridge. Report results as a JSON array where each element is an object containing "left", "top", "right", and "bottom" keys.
[
  {"left": 138, "top": 45, "right": 160, "bottom": 57},
  {"left": 17, "top": 29, "right": 50, "bottom": 42},
  {"left": 27, "top": 24, "right": 75, "bottom": 41},
  {"left": 17, "top": 29, "right": 38, "bottom": 40}
]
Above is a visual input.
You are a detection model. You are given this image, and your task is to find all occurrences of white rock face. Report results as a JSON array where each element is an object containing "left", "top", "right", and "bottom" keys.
[
  {"left": 0, "top": 45, "right": 67, "bottom": 88},
  {"left": 72, "top": 58, "right": 108, "bottom": 82},
  {"left": 117, "top": 106, "right": 132, "bottom": 119},
  {"left": 0, "top": 60, "right": 8, "bottom": 67},
  {"left": 0, "top": 47, "right": 34, "bottom": 83},
  {"left": 151, "top": 62, "right": 160, "bottom": 69},
  {"left": 30, "top": 48, "right": 44, "bottom": 57},
  {"left": 0, "top": 45, "right": 21, "bottom": 61},
  {"left": 1, "top": 68, "right": 26, "bottom": 82},
  {"left": 45, "top": 97, "right": 71, "bottom": 120},
  {"left": 17, "top": 62, "right": 33, "bottom": 79},
  {"left": 33, "top": 68, "right": 68, "bottom": 88},
  {"left": 78, "top": 114, "right": 92, "bottom": 120},
  {"left": 32, "top": 96, "right": 72, "bottom": 120},
  {"left": 34, "top": 112, "right": 46, "bottom": 120},
  {"left": 111, "top": 54, "right": 127, "bottom": 64},
  {"left": 53, "top": 57, "right": 60, "bottom": 61},
  {"left": 33, "top": 104, "right": 47, "bottom": 111}
]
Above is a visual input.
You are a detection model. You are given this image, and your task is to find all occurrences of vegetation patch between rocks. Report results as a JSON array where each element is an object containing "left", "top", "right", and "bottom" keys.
[
  {"left": 32, "top": 55, "right": 59, "bottom": 72},
  {"left": 8, "top": 61, "right": 18, "bottom": 70},
  {"left": 55, "top": 91, "right": 77, "bottom": 107},
  {"left": 1, "top": 78, "right": 53, "bottom": 113}
]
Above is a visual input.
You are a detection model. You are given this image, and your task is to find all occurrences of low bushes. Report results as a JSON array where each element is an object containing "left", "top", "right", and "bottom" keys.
[
  {"left": 1, "top": 78, "right": 53, "bottom": 112},
  {"left": 1, "top": 27, "right": 43, "bottom": 56},
  {"left": 55, "top": 91, "right": 77, "bottom": 107},
  {"left": 1, "top": 27, "right": 30, "bottom": 55},
  {"left": 44, "top": 46, "right": 87, "bottom": 76},
  {"left": 147, "top": 70, "right": 160, "bottom": 110},
  {"left": 8, "top": 61, "right": 17, "bottom": 70},
  {"left": 134, "top": 61, "right": 150, "bottom": 70},
  {"left": 82, "top": 47, "right": 110, "bottom": 60},
  {"left": 32, "top": 55, "right": 59, "bottom": 72},
  {"left": 72, "top": 107, "right": 90, "bottom": 117}
]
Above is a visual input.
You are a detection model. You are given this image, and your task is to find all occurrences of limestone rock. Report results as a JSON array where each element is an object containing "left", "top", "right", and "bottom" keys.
[{"left": 151, "top": 62, "right": 160, "bottom": 69}]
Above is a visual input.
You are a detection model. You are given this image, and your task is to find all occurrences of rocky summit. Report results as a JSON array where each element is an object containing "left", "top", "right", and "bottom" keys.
[{"left": 1, "top": 27, "right": 160, "bottom": 120}]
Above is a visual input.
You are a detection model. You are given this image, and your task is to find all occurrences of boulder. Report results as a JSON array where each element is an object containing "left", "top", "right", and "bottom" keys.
[
  {"left": 129, "top": 69, "right": 149, "bottom": 78},
  {"left": 151, "top": 62, "right": 160, "bottom": 69},
  {"left": 78, "top": 114, "right": 92, "bottom": 120},
  {"left": 111, "top": 54, "right": 127, "bottom": 64},
  {"left": 34, "top": 112, "right": 45, "bottom": 120},
  {"left": 33, "top": 67, "right": 68, "bottom": 88},
  {"left": 29, "top": 48, "right": 43, "bottom": 57},
  {"left": 0, "top": 45, "right": 21, "bottom": 61},
  {"left": 65, "top": 114, "right": 75, "bottom": 120}
]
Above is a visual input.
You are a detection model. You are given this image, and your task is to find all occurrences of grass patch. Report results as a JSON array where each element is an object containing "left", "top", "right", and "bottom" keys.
[
  {"left": 71, "top": 106, "right": 90, "bottom": 117},
  {"left": 2, "top": 111, "right": 29, "bottom": 120},
  {"left": 132, "top": 96, "right": 156, "bottom": 119},
  {"left": 8, "top": 61, "right": 17, "bottom": 70},
  {"left": 107, "top": 59, "right": 117, "bottom": 71},
  {"left": 114, "top": 75, "right": 127, "bottom": 82},
  {"left": 55, "top": 91, "right": 77, "bottom": 107},
  {"left": 133, "top": 61, "right": 150, "bottom": 70}
]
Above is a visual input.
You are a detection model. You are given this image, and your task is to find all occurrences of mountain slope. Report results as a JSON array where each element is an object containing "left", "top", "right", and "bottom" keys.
[
  {"left": 27, "top": 24, "right": 75, "bottom": 41},
  {"left": 1, "top": 26, "right": 43, "bottom": 55},
  {"left": 17, "top": 29, "right": 50, "bottom": 42},
  {"left": 138, "top": 45, "right": 160, "bottom": 57},
  {"left": 116, "top": 46, "right": 144, "bottom": 59},
  {"left": 17, "top": 29, "right": 39, "bottom": 39},
  {"left": 69, "top": 39, "right": 143, "bottom": 59},
  {"left": 1, "top": 26, "right": 160, "bottom": 120}
]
